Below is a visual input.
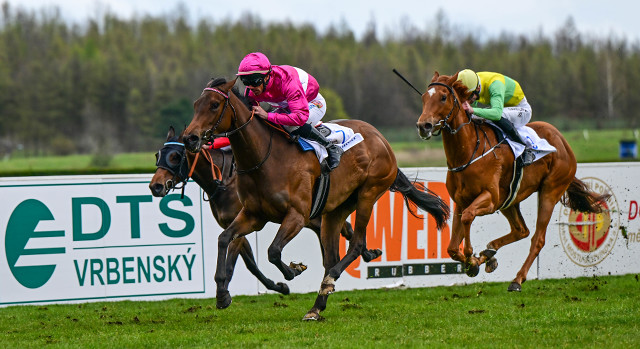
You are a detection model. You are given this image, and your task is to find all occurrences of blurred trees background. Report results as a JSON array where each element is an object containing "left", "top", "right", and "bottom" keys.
[{"left": 1, "top": 3, "right": 639, "bottom": 156}]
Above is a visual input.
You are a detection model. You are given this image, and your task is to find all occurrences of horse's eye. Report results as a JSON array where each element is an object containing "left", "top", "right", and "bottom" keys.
[
  {"left": 167, "top": 151, "right": 182, "bottom": 166},
  {"left": 210, "top": 102, "right": 220, "bottom": 111},
  {"left": 440, "top": 94, "right": 447, "bottom": 103}
]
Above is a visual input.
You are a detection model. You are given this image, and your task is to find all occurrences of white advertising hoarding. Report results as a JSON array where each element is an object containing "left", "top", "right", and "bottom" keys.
[
  {"left": 538, "top": 163, "right": 640, "bottom": 279},
  {"left": 1, "top": 163, "right": 638, "bottom": 306}
]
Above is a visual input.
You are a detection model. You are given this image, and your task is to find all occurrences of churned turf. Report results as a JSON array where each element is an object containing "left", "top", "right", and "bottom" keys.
[{"left": 1, "top": 274, "right": 638, "bottom": 348}]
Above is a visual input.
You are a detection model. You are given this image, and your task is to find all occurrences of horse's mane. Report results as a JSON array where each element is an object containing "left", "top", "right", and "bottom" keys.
[{"left": 206, "top": 77, "right": 253, "bottom": 110}]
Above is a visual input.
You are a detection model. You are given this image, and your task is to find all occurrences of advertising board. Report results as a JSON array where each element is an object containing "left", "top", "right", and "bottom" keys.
[{"left": 1, "top": 163, "right": 637, "bottom": 306}]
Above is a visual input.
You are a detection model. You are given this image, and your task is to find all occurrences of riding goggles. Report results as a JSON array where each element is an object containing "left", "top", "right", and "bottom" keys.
[{"left": 240, "top": 73, "right": 267, "bottom": 87}]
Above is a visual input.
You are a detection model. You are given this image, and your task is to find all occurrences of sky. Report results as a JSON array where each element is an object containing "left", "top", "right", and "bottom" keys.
[{"left": 4, "top": 0, "right": 640, "bottom": 42}]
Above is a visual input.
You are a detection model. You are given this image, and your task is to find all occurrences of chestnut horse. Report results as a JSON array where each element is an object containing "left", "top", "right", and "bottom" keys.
[
  {"left": 149, "top": 126, "right": 371, "bottom": 296},
  {"left": 416, "top": 72, "right": 609, "bottom": 291},
  {"left": 184, "top": 77, "right": 449, "bottom": 320}
]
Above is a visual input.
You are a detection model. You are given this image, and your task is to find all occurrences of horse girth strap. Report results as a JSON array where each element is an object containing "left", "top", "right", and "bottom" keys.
[
  {"left": 499, "top": 156, "right": 526, "bottom": 210},
  {"left": 309, "top": 171, "right": 330, "bottom": 220}
]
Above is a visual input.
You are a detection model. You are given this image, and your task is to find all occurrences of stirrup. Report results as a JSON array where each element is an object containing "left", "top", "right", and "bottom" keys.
[{"left": 521, "top": 149, "right": 535, "bottom": 166}]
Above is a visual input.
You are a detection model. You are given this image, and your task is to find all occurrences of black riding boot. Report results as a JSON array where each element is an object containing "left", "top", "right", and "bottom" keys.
[
  {"left": 292, "top": 123, "right": 343, "bottom": 170},
  {"left": 493, "top": 117, "right": 535, "bottom": 166}
]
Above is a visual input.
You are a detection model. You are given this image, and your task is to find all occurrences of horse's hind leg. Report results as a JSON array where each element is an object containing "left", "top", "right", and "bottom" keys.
[
  {"left": 309, "top": 218, "right": 380, "bottom": 260},
  {"left": 509, "top": 193, "right": 561, "bottom": 291},
  {"left": 321, "top": 193, "right": 381, "bottom": 295},
  {"left": 480, "top": 204, "right": 530, "bottom": 273},
  {"left": 234, "top": 237, "right": 290, "bottom": 295},
  {"left": 303, "top": 212, "right": 343, "bottom": 321}
]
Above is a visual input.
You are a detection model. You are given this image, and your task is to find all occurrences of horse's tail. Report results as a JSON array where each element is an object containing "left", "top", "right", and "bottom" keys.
[
  {"left": 561, "top": 177, "right": 611, "bottom": 213},
  {"left": 389, "top": 169, "right": 450, "bottom": 229}
]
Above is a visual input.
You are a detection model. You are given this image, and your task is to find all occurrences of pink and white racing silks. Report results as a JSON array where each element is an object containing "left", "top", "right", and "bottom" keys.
[{"left": 245, "top": 65, "right": 320, "bottom": 126}]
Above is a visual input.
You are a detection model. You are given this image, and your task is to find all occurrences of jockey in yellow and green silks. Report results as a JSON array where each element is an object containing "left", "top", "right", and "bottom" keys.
[{"left": 457, "top": 69, "right": 535, "bottom": 166}]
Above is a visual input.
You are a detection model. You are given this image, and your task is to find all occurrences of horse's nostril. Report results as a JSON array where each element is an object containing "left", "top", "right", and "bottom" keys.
[
  {"left": 150, "top": 183, "right": 165, "bottom": 197},
  {"left": 185, "top": 134, "right": 201, "bottom": 151}
]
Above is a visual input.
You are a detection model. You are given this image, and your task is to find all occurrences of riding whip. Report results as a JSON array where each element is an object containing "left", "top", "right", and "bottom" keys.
[{"left": 392, "top": 68, "right": 422, "bottom": 96}]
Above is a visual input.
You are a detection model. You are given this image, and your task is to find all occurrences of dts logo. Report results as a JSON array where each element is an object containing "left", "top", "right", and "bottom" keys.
[
  {"left": 5, "top": 194, "right": 195, "bottom": 289},
  {"left": 5, "top": 199, "right": 65, "bottom": 288}
]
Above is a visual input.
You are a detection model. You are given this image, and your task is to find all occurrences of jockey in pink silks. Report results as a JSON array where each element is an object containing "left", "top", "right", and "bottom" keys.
[{"left": 236, "top": 52, "right": 343, "bottom": 170}]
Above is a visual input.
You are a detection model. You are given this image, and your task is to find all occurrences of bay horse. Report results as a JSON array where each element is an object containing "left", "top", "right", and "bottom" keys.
[
  {"left": 416, "top": 71, "right": 610, "bottom": 291},
  {"left": 184, "top": 77, "right": 450, "bottom": 320},
  {"left": 148, "top": 126, "right": 371, "bottom": 296}
]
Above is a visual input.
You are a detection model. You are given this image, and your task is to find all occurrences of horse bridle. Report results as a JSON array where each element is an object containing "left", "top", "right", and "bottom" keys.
[
  {"left": 427, "top": 82, "right": 503, "bottom": 172},
  {"left": 155, "top": 141, "right": 190, "bottom": 193},
  {"left": 200, "top": 87, "right": 272, "bottom": 174},
  {"left": 426, "top": 82, "right": 469, "bottom": 136}
]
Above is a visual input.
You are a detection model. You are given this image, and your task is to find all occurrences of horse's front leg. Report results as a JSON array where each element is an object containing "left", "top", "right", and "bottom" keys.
[
  {"left": 458, "top": 191, "right": 496, "bottom": 277},
  {"left": 267, "top": 208, "right": 307, "bottom": 281},
  {"left": 234, "top": 237, "right": 290, "bottom": 295},
  {"left": 447, "top": 205, "right": 466, "bottom": 263},
  {"left": 215, "top": 209, "right": 265, "bottom": 309}
]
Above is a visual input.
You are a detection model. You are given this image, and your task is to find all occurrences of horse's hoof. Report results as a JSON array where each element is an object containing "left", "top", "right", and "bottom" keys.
[
  {"left": 508, "top": 282, "right": 522, "bottom": 292},
  {"left": 276, "top": 282, "right": 290, "bottom": 295},
  {"left": 216, "top": 290, "right": 232, "bottom": 309},
  {"left": 289, "top": 262, "right": 308, "bottom": 274},
  {"left": 485, "top": 257, "right": 498, "bottom": 273},
  {"left": 302, "top": 311, "right": 324, "bottom": 321},
  {"left": 465, "top": 263, "right": 480, "bottom": 277},
  {"left": 362, "top": 249, "right": 383, "bottom": 262},
  {"left": 480, "top": 248, "right": 497, "bottom": 259}
]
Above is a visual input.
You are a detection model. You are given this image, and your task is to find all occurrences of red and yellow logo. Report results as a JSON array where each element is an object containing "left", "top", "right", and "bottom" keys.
[{"left": 558, "top": 177, "right": 619, "bottom": 267}]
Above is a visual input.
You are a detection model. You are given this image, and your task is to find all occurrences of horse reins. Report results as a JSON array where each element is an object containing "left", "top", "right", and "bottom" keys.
[
  {"left": 186, "top": 145, "right": 228, "bottom": 201},
  {"left": 188, "top": 146, "right": 223, "bottom": 183},
  {"left": 200, "top": 87, "right": 273, "bottom": 175}
]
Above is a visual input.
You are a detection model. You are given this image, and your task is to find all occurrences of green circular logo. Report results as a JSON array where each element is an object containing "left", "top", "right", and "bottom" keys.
[{"left": 6, "top": 199, "right": 64, "bottom": 288}]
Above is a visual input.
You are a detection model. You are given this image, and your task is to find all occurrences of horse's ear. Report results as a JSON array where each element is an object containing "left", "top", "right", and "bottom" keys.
[
  {"left": 221, "top": 78, "right": 237, "bottom": 92},
  {"left": 447, "top": 72, "right": 459, "bottom": 86},
  {"left": 430, "top": 71, "right": 440, "bottom": 83},
  {"left": 450, "top": 73, "right": 471, "bottom": 99},
  {"left": 167, "top": 126, "right": 176, "bottom": 140}
]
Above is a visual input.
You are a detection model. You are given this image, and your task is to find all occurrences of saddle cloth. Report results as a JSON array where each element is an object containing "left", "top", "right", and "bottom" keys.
[
  {"left": 298, "top": 123, "right": 364, "bottom": 163},
  {"left": 494, "top": 124, "right": 557, "bottom": 162}
]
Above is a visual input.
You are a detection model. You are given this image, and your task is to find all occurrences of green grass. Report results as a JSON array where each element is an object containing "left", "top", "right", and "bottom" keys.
[
  {"left": 0, "top": 274, "right": 638, "bottom": 348},
  {"left": 0, "top": 129, "right": 637, "bottom": 176},
  {"left": 0, "top": 152, "right": 157, "bottom": 177}
]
